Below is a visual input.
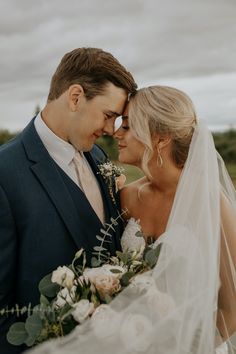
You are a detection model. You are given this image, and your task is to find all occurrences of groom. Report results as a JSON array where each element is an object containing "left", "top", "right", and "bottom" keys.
[{"left": 0, "top": 47, "right": 137, "bottom": 353}]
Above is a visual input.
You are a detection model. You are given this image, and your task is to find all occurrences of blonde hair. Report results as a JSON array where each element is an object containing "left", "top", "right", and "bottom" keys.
[{"left": 129, "top": 85, "right": 197, "bottom": 177}]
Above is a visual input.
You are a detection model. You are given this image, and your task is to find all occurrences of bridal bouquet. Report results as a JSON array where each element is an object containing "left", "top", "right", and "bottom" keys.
[{"left": 3, "top": 217, "right": 162, "bottom": 349}]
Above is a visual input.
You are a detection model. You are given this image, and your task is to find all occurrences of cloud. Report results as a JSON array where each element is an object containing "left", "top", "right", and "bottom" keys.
[{"left": 0, "top": 0, "right": 236, "bottom": 130}]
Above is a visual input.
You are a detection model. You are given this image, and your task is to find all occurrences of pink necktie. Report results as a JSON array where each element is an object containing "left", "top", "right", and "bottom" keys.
[{"left": 73, "top": 152, "right": 104, "bottom": 224}]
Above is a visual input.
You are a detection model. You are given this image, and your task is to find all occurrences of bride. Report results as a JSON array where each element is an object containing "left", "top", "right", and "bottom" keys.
[{"left": 28, "top": 86, "right": 236, "bottom": 354}]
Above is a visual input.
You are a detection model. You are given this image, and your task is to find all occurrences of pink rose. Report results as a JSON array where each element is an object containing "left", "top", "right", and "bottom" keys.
[{"left": 115, "top": 174, "right": 126, "bottom": 191}]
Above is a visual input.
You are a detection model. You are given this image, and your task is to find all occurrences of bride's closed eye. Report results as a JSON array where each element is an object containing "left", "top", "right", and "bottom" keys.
[{"left": 122, "top": 125, "right": 129, "bottom": 130}]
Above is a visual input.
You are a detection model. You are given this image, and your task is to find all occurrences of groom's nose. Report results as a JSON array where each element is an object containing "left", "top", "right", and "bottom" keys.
[{"left": 103, "top": 118, "right": 115, "bottom": 136}]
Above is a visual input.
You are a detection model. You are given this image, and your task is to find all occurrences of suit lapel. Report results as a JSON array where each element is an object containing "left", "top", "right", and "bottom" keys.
[{"left": 21, "top": 119, "right": 94, "bottom": 250}]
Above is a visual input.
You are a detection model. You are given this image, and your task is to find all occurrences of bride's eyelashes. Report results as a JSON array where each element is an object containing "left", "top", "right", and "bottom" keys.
[{"left": 122, "top": 125, "right": 129, "bottom": 130}]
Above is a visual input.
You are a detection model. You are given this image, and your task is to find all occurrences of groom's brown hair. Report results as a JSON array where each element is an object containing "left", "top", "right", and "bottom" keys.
[{"left": 47, "top": 47, "right": 137, "bottom": 102}]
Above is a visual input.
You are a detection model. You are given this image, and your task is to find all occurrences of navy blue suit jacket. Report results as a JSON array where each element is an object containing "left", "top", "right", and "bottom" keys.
[{"left": 0, "top": 119, "right": 123, "bottom": 353}]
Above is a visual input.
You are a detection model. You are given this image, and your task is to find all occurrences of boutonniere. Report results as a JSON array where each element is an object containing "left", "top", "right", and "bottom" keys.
[{"left": 97, "top": 160, "right": 126, "bottom": 203}]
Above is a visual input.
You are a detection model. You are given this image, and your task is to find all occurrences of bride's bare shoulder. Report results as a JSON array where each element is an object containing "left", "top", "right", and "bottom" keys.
[
  {"left": 121, "top": 177, "right": 146, "bottom": 195},
  {"left": 120, "top": 177, "right": 146, "bottom": 218}
]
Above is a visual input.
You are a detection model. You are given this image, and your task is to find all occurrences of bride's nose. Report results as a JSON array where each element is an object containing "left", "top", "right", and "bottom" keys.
[{"left": 113, "top": 126, "right": 123, "bottom": 139}]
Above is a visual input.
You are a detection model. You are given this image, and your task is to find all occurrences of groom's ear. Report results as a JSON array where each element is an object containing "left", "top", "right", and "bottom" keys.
[{"left": 68, "top": 84, "right": 85, "bottom": 112}]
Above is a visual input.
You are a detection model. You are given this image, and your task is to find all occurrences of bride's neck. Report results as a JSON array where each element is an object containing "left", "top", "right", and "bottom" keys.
[{"left": 145, "top": 161, "right": 182, "bottom": 195}]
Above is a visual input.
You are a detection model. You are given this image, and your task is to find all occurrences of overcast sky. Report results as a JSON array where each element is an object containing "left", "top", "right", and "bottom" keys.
[{"left": 0, "top": 0, "right": 236, "bottom": 131}]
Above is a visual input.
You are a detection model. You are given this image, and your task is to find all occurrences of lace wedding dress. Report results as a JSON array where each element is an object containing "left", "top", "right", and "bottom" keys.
[{"left": 28, "top": 123, "right": 236, "bottom": 354}]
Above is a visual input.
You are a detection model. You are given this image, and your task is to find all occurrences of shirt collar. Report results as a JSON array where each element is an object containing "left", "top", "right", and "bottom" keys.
[{"left": 34, "top": 112, "right": 76, "bottom": 165}]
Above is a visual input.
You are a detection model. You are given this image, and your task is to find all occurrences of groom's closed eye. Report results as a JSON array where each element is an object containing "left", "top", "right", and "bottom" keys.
[{"left": 104, "top": 110, "right": 123, "bottom": 119}]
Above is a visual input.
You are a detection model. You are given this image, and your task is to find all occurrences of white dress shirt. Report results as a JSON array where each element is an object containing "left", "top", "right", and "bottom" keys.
[{"left": 34, "top": 113, "right": 100, "bottom": 191}]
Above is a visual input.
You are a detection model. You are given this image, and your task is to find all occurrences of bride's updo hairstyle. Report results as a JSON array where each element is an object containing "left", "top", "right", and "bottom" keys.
[{"left": 128, "top": 85, "right": 197, "bottom": 176}]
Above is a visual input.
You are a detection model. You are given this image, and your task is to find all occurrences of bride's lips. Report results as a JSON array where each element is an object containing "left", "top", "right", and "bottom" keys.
[{"left": 118, "top": 144, "right": 126, "bottom": 150}]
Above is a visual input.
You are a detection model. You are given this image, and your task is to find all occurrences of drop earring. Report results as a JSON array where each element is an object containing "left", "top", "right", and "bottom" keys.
[{"left": 157, "top": 148, "right": 163, "bottom": 167}]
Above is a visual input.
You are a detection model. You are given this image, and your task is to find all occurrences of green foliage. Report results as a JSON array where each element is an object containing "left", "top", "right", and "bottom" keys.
[
  {"left": 213, "top": 129, "right": 236, "bottom": 164},
  {"left": 144, "top": 244, "right": 162, "bottom": 269},
  {"left": 96, "top": 135, "right": 118, "bottom": 160},
  {"left": 0, "top": 130, "right": 18, "bottom": 145},
  {"left": 38, "top": 274, "right": 60, "bottom": 298},
  {"left": 7, "top": 322, "right": 28, "bottom": 346}
]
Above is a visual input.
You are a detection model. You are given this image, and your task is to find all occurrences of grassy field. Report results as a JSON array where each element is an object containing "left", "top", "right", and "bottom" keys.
[{"left": 117, "top": 162, "right": 236, "bottom": 187}]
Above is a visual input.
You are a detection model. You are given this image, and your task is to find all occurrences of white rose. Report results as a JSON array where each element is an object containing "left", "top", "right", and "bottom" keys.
[
  {"left": 72, "top": 299, "right": 94, "bottom": 323},
  {"left": 91, "top": 305, "right": 122, "bottom": 341},
  {"left": 54, "top": 286, "right": 76, "bottom": 308},
  {"left": 120, "top": 313, "right": 152, "bottom": 352},
  {"left": 51, "top": 266, "right": 75, "bottom": 289}
]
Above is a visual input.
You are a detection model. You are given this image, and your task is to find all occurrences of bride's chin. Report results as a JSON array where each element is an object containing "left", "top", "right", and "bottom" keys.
[{"left": 118, "top": 157, "right": 126, "bottom": 164}]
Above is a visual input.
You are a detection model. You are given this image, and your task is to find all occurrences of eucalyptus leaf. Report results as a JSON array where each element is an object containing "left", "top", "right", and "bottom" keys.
[
  {"left": 120, "top": 272, "right": 135, "bottom": 287},
  {"left": 25, "top": 335, "right": 36, "bottom": 347},
  {"left": 39, "top": 274, "right": 60, "bottom": 298},
  {"left": 116, "top": 251, "right": 131, "bottom": 264},
  {"left": 74, "top": 248, "right": 84, "bottom": 260},
  {"left": 145, "top": 249, "right": 157, "bottom": 268},
  {"left": 96, "top": 235, "right": 105, "bottom": 242},
  {"left": 7, "top": 322, "right": 28, "bottom": 346},
  {"left": 154, "top": 243, "right": 162, "bottom": 261},
  {"left": 40, "top": 294, "right": 50, "bottom": 306},
  {"left": 110, "top": 268, "right": 122, "bottom": 274},
  {"left": 100, "top": 229, "right": 112, "bottom": 237},
  {"left": 20, "top": 306, "right": 28, "bottom": 315},
  {"left": 91, "top": 257, "right": 102, "bottom": 267},
  {"left": 110, "top": 217, "right": 118, "bottom": 226},
  {"left": 93, "top": 246, "right": 107, "bottom": 252},
  {"left": 25, "top": 313, "right": 43, "bottom": 339},
  {"left": 96, "top": 235, "right": 112, "bottom": 243},
  {"left": 0, "top": 308, "right": 5, "bottom": 315}
]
